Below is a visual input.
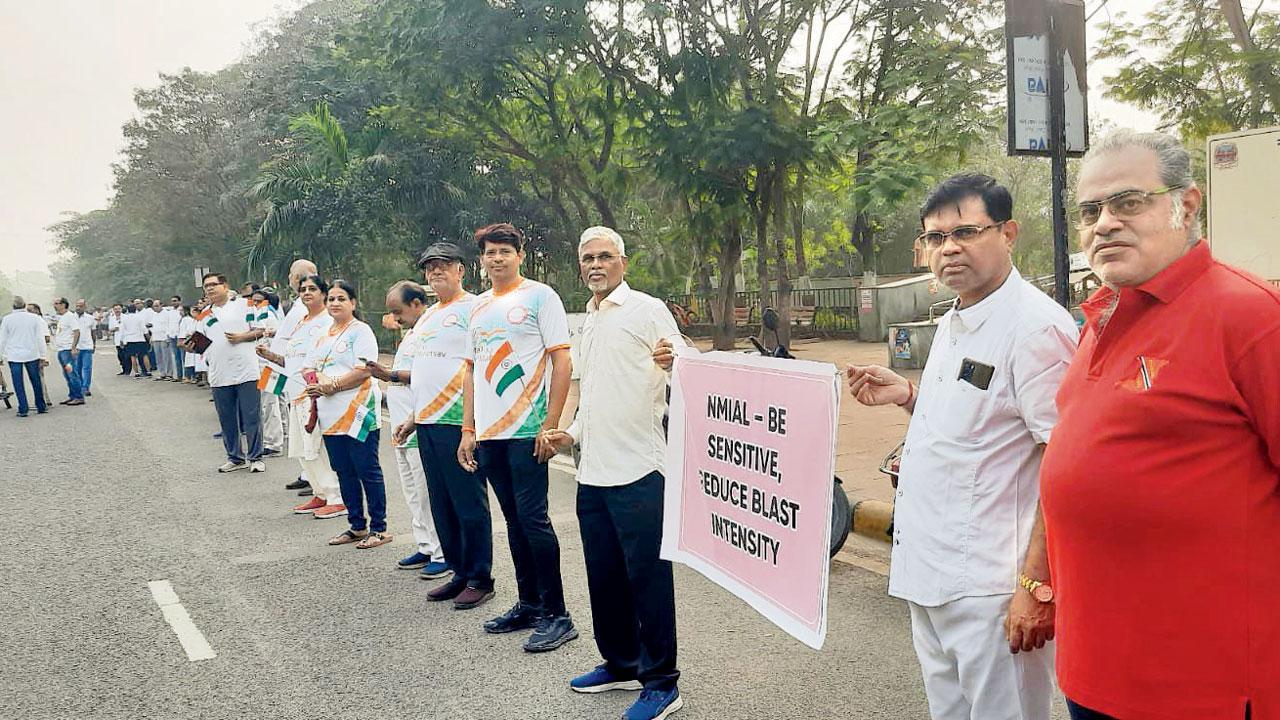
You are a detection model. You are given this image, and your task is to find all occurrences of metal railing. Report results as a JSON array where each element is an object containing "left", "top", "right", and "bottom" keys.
[{"left": 668, "top": 287, "right": 860, "bottom": 334}]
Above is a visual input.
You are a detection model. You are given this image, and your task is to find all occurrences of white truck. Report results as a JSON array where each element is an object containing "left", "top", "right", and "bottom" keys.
[{"left": 1206, "top": 126, "right": 1280, "bottom": 286}]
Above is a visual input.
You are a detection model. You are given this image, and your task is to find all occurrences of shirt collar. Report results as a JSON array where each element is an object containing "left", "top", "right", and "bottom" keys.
[
  {"left": 1079, "top": 239, "right": 1211, "bottom": 330},
  {"left": 1130, "top": 239, "right": 1211, "bottom": 304},
  {"left": 949, "top": 267, "right": 1022, "bottom": 333},
  {"left": 587, "top": 281, "right": 632, "bottom": 312}
]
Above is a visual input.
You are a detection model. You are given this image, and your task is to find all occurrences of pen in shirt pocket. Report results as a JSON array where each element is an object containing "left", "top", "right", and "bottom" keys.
[{"left": 1137, "top": 355, "right": 1153, "bottom": 391}]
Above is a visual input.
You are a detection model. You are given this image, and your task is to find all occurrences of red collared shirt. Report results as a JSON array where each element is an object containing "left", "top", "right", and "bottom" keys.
[{"left": 1042, "top": 241, "right": 1280, "bottom": 720}]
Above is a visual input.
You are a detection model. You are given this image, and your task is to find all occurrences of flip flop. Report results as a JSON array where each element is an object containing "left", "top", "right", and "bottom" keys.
[
  {"left": 355, "top": 532, "right": 393, "bottom": 550},
  {"left": 328, "top": 529, "right": 369, "bottom": 546}
]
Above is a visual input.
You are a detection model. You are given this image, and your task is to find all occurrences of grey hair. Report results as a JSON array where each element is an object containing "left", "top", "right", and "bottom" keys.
[
  {"left": 1082, "top": 129, "right": 1200, "bottom": 241},
  {"left": 578, "top": 226, "right": 626, "bottom": 257},
  {"left": 11, "top": 295, "right": 25, "bottom": 310}
]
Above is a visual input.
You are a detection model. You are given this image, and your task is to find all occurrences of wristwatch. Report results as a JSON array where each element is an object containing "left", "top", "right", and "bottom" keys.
[{"left": 1018, "top": 573, "right": 1054, "bottom": 603}]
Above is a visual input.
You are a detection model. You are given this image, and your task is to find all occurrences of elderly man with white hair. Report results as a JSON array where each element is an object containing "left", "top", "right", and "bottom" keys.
[{"left": 544, "top": 226, "right": 686, "bottom": 720}]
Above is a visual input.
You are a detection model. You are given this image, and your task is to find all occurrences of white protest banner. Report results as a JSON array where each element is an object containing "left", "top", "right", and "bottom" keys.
[{"left": 662, "top": 349, "right": 840, "bottom": 649}]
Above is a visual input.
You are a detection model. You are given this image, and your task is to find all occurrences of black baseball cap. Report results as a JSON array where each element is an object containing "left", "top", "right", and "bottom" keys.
[{"left": 417, "top": 242, "right": 466, "bottom": 267}]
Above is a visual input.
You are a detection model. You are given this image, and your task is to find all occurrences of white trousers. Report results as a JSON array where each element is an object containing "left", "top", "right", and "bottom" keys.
[
  {"left": 394, "top": 445, "right": 443, "bottom": 560},
  {"left": 908, "top": 594, "right": 1055, "bottom": 720},
  {"left": 260, "top": 390, "right": 284, "bottom": 452},
  {"left": 287, "top": 400, "right": 340, "bottom": 505}
]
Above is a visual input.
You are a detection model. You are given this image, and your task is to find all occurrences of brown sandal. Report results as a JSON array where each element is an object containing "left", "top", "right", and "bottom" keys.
[
  {"left": 355, "top": 531, "right": 393, "bottom": 549},
  {"left": 328, "top": 529, "right": 368, "bottom": 546}
]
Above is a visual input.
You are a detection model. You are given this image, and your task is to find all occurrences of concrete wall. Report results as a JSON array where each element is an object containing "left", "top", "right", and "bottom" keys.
[{"left": 857, "top": 274, "right": 956, "bottom": 342}]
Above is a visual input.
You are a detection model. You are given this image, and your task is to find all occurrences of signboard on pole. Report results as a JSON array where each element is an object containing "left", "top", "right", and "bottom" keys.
[
  {"left": 1006, "top": 0, "right": 1089, "bottom": 156},
  {"left": 193, "top": 266, "right": 211, "bottom": 289},
  {"left": 661, "top": 350, "right": 839, "bottom": 649}
]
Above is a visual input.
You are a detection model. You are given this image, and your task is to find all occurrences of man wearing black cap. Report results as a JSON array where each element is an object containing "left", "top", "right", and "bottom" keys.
[{"left": 389, "top": 242, "right": 497, "bottom": 610}]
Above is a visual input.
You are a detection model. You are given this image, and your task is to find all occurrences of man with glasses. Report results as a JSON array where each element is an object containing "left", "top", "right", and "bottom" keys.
[
  {"left": 1040, "top": 130, "right": 1280, "bottom": 720},
  {"left": 846, "top": 173, "right": 1078, "bottom": 720},
  {"left": 202, "top": 272, "right": 266, "bottom": 474}
]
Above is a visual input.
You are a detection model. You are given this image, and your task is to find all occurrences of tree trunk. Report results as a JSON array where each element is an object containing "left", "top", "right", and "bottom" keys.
[
  {"left": 772, "top": 165, "right": 793, "bottom": 349},
  {"left": 753, "top": 169, "right": 773, "bottom": 341},
  {"left": 850, "top": 210, "right": 875, "bottom": 273},
  {"left": 711, "top": 222, "right": 743, "bottom": 351},
  {"left": 792, "top": 171, "right": 808, "bottom": 278}
]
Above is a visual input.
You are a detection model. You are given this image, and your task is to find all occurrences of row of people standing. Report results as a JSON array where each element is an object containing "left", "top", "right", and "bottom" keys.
[{"left": 235, "top": 224, "right": 684, "bottom": 720}]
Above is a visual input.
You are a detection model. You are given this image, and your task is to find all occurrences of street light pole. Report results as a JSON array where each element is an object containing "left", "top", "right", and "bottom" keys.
[{"left": 1047, "top": 0, "right": 1071, "bottom": 308}]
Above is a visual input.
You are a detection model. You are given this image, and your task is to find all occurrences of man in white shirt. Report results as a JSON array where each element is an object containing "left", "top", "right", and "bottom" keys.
[
  {"left": 202, "top": 272, "right": 266, "bottom": 473},
  {"left": 161, "top": 295, "right": 183, "bottom": 381},
  {"left": 846, "top": 174, "right": 1077, "bottom": 720},
  {"left": 74, "top": 299, "right": 97, "bottom": 396},
  {"left": 51, "top": 298, "right": 85, "bottom": 406},
  {"left": 139, "top": 299, "right": 161, "bottom": 375},
  {"left": 107, "top": 304, "right": 130, "bottom": 375},
  {"left": 0, "top": 296, "right": 51, "bottom": 416},
  {"left": 121, "top": 304, "right": 152, "bottom": 377},
  {"left": 544, "top": 227, "right": 685, "bottom": 720}
]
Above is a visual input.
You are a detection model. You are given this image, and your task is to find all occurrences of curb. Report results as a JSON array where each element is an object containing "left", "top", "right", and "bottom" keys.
[{"left": 851, "top": 499, "right": 894, "bottom": 544}]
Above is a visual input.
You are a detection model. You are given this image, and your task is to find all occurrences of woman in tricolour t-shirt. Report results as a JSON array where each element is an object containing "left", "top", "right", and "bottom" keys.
[{"left": 302, "top": 280, "right": 391, "bottom": 549}]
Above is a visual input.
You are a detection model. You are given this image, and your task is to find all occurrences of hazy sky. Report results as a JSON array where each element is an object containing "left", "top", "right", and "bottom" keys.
[{"left": 0, "top": 0, "right": 1161, "bottom": 277}]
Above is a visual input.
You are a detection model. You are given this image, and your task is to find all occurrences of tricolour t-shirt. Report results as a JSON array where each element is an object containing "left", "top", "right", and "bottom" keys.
[
  {"left": 410, "top": 294, "right": 476, "bottom": 428},
  {"left": 283, "top": 311, "right": 332, "bottom": 404},
  {"left": 465, "top": 279, "right": 569, "bottom": 440},
  {"left": 304, "top": 319, "right": 381, "bottom": 440}
]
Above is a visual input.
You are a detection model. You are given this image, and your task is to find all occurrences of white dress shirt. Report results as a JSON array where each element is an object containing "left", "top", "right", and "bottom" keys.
[
  {"left": 120, "top": 313, "right": 147, "bottom": 343},
  {"left": 0, "top": 310, "right": 50, "bottom": 363},
  {"left": 888, "top": 268, "right": 1079, "bottom": 607},
  {"left": 108, "top": 313, "right": 123, "bottom": 346},
  {"left": 53, "top": 311, "right": 79, "bottom": 351},
  {"left": 158, "top": 307, "right": 179, "bottom": 340},
  {"left": 140, "top": 308, "right": 159, "bottom": 339},
  {"left": 566, "top": 282, "right": 684, "bottom": 487},
  {"left": 76, "top": 313, "right": 96, "bottom": 350}
]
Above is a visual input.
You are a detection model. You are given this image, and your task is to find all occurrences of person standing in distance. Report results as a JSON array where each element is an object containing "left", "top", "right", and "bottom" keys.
[
  {"left": 0, "top": 296, "right": 50, "bottom": 416},
  {"left": 51, "top": 298, "right": 85, "bottom": 407},
  {"left": 846, "top": 174, "right": 1077, "bottom": 720},
  {"left": 458, "top": 223, "right": 576, "bottom": 652},
  {"left": 73, "top": 299, "right": 96, "bottom": 396},
  {"left": 543, "top": 226, "right": 686, "bottom": 720}
]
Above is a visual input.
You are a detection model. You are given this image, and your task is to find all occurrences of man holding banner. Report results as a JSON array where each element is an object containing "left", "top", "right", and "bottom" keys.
[
  {"left": 847, "top": 174, "right": 1077, "bottom": 720},
  {"left": 544, "top": 226, "right": 685, "bottom": 720}
]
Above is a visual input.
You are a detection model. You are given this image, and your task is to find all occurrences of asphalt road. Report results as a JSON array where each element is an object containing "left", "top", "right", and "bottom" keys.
[{"left": 0, "top": 350, "right": 1067, "bottom": 719}]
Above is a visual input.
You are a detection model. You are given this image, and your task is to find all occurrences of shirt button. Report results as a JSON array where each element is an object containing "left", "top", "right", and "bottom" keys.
[{"left": 896, "top": 490, "right": 903, "bottom": 498}]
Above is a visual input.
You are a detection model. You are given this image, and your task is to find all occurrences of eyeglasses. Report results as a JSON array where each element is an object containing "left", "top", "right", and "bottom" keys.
[
  {"left": 1075, "top": 185, "right": 1182, "bottom": 227},
  {"left": 916, "top": 222, "right": 1006, "bottom": 249},
  {"left": 579, "top": 252, "right": 621, "bottom": 265},
  {"left": 202, "top": 282, "right": 223, "bottom": 290}
]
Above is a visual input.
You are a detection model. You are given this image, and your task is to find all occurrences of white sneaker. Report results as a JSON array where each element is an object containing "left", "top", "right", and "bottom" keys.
[
  {"left": 249, "top": 460, "right": 266, "bottom": 473},
  {"left": 218, "top": 461, "right": 249, "bottom": 473}
]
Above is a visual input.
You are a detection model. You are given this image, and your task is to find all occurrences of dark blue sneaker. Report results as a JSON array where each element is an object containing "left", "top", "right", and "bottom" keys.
[
  {"left": 397, "top": 552, "right": 430, "bottom": 570},
  {"left": 623, "top": 688, "right": 683, "bottom": 720},
  {"left": 419, "top": 560, "right": 452, "bottom": 579},
  {"left": 570, "top": 666, "right": 642, "bottom": 694},
  {"left": 484, "top": 602, "right": 542, "bottom": 634},
  {"left": 523, "top": 613, "right": 579, "bottom": 652}
]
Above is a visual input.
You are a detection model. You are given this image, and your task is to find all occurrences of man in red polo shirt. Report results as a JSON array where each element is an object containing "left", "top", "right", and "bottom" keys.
[{"left": 1041, "top": 129, "right": 1280, "bottom": 720}]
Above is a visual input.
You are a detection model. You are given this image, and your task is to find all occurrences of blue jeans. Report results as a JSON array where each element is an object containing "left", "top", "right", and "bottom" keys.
[
  {"left": 479, "top": 437, "right": 566, "bottom": 615},
  {"left": 171, "top": 339, "right": 184, "bottom": 377},
  {"left": 211, "top": 381, "right": 263, "bottom": 463},
  {"left": 56, "top": 350, "right": 83, "bottom": 400},
  {"left": 76, "top": 350, "right": 93, "bottom": 394},
  {"left": 8, "top": 360, "right": 47, "bottom": 414},
  {"left": 324, "top": 432, "right": 388, "bottom": 533}
]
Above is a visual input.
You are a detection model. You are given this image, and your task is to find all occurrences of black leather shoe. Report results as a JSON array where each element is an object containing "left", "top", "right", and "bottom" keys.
[
  {"left": 285, "top": 477, "right": 310, "bottom": 490},
  {"left": 523, "top": 614, "right": 579, "bottom": 653},
  {"left": 483, "top": 603, "right": 542, "bottom": 634}
]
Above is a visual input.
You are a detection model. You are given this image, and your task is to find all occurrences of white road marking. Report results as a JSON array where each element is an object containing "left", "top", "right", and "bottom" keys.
[{"left": 148, "top": 580, "right": 217, "bottom": 662}]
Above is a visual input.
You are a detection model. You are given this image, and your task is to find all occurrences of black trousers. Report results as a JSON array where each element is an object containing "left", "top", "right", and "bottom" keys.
[
  {"left": 479, "top": 437, "right": 565, "bottom": 616},
  {"left": 116, "top": 345, "right": 132, "bottom": 373},
  {"left": 416, "top": 423, "right": 493, "bottom": 589},
  {"left": 577, "top": 472, "right": 679, "bottom": 691}
]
